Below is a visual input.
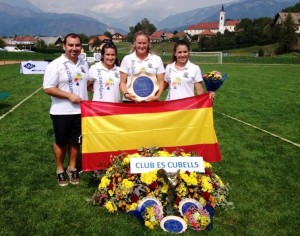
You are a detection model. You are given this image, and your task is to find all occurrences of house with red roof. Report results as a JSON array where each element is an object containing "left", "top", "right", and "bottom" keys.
[
  {"left": 13, "top": 36, "right": 37, "bottom": 45},
  {"left": 150, "top": 31, "right": 168, "bottom": 42},
  {"left": 173, "top": 31, "right": 192, "bottom": 41},
  {"left": 165, "top": 33, "right": 174, "bottom": 40},
  {"left": 4, "top": 35, "right": 37, "bottom": 48},
  {"left": 112, "top": 33, "right": 125, "bottom": 43}
]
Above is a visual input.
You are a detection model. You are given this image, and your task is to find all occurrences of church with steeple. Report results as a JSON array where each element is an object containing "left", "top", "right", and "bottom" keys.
[
  {"left": 184, "top": 5, "right": 240, "bottom": 37},
  {"left": 219, "top": 5, "right": 225, "bottom": 34}
]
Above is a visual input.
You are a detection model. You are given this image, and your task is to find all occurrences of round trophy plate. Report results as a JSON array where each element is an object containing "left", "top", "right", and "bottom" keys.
[
  {"left": 160, "top": 216, "right": 187, "bottom": 234},
  {"left": 127, "top": 71, "right": 159, "bottom": 101}
]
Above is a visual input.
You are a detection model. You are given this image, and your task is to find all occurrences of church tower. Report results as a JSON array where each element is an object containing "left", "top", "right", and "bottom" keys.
[{"left": 219, "top": 5, "right": 225, "bottom": 34}]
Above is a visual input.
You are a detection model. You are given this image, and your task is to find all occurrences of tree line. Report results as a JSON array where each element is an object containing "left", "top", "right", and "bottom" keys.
[
  {"left": 199, "top": 3, "right": 300, "bottom": 54},
  {"left": 198, "top": 12, "right": 298, "bottom": 54}
]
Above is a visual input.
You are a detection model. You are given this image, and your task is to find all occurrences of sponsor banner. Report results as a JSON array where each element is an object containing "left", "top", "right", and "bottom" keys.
[{"left": 20, "top": 61, "right": 49, "bottom": 74}]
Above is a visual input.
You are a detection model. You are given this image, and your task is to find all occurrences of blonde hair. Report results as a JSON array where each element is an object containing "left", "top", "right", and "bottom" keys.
[
  {"left": 132, "top": 30, "right": 151, "bottom": 53},
  {"left": 133, "top": 30, "right": 150, "bottom": 42}
]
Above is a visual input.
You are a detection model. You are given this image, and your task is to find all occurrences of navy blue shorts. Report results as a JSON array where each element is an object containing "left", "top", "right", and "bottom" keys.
[{"left": 50, "top": 114, "right": 81, "bottom": 147}]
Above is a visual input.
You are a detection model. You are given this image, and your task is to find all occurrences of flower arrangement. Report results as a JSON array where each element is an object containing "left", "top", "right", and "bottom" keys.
[
  {"left": 142, "top": 202, "right": 164, "bottom": 229},
  {"left": 91, "top": 147, "right": 233, "bottom": 233},
  {"left": 182, "top": 205, "right": 211, "bottom": 231},
  {"left": 202, "top": 70, "right": 227, "bottom": 91}
]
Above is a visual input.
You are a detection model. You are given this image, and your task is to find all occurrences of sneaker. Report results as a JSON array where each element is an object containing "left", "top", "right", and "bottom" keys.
[
  {"left": 66, "top": 168, "right": 80, "bottom": 185},
  {"left": 57, "top": 172, "right": 68, "bottom": 187}
]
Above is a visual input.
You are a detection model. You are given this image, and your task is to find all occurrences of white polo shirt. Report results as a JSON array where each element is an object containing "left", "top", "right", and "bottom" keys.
[
  {"left": 119, "top": 52, "right": 165, "bottom": 100},
  {"left": 89, "top": 62, "right": 120, "bottom": 102},
  {"left": 43, "top": 54, "right": 89, "bottom": 115},
  {"left": 164, "top": 60, "right": 203, "bottom": 101}
]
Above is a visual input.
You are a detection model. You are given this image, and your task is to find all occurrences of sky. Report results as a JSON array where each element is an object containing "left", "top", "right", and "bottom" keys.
[{"left": 28, "top": 0, "right": 236, "bottom": 19}]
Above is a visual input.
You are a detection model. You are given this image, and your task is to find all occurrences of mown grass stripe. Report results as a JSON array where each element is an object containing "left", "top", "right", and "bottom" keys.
[{"left": 216, "top": 111, "right": 300, "bottom": 148}]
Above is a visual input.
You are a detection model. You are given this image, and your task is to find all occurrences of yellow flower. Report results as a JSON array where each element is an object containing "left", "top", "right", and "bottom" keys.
[
  {"left": 199, "top": 215, "right": 211, "bottom": 228},
  {"left": 145, "top": 221, "right": 154, "bottom": 229},
  {"left": 201, "top": 176, "right": 213, "bottom": 193},
  {"left": 146, "top": 207, "right": 155, "bottom": 217},
  {"left": 122, "top": 178, "right": 134, "bottom": 188},
  {"left": 180, "top": 171, "right": 197, "bottom": 186},
  {"left": 126, "top": 203, "right": 138, "bottom": 212},
  {"left": 161, "top": 184, "right": 169, "bottom": 193},
  {"left": 193, "top": 212, "right": 201, "bottom": 221},
  {"left": 204, "top": 161, "right": 212, "bottom": 169},
  {"left": 156, "top": 150, "right": 173, "bottom": 157},
  {"left": 99, "top": 176, "right": 110, "bottom": 189},
  {"left": 105, "top": 201, "right": 117, "bottom": 213},
  {"left": 214, "top": 174, "right": 224, "bottom": 187},
  {"left": 200, "top": 197, "right": 206, "bottom": 206},
  {"left": 141, "top": 170, "right": 157, "bottom": 185},
  {"left": 121, "top": 179, "right": 134, "bottom": 194},
  {"left": 180, "top": 152, "right": 191, "bottom": 157},
  {"left": 108, "top": 190, "right": 114, "bottom": 196},
  {"left": 176, "top": 182, "right": 187, "bottom": 197},
  {"left": 122, "top": 157, "right": 130, "bottom": 165}
]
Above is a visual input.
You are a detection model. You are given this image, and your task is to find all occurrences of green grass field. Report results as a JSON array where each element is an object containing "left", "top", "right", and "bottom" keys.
[{"left": 0, "top": 62, "right": 299, "bottom": 235}]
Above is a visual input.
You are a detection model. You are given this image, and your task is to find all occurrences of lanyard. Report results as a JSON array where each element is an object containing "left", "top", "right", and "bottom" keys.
[
  {"left": 97, "top": 68, "right": 104, "bottom": 99},
  {"left": 63, "top": 62, "right": 74, "bottom": 93}
]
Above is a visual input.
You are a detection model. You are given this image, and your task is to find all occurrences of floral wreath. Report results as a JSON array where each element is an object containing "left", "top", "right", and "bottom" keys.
[{"left": 91, "top": 147, "right": 234, "bottom": 234}]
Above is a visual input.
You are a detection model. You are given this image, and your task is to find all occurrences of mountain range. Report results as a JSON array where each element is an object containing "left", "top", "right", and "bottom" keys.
[
  {"left": 157, "top": 0, "right": 300, "bottom": 31},
  {"left": 0, "top": 0, "right": 299, "bottom": 36}
]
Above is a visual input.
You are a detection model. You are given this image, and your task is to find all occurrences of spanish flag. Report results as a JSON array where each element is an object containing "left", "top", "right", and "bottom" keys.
[{"left": 81, "top": 93, "right": 221, "bottom": 171}]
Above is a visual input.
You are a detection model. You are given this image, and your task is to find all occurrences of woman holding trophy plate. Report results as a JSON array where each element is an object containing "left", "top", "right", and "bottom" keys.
[{"left": 119, "top": 31, "right": 165, "bottom": 102}]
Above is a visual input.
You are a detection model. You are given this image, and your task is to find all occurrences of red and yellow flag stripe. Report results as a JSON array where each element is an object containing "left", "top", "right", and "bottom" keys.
[{"left": 81, "top": 93, "right": 221, "bottom": 171}]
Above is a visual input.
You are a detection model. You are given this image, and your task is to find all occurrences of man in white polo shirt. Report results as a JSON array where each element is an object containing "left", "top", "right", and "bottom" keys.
[{"left": 43, "top": 33, "right": 89, "bottom": 186}]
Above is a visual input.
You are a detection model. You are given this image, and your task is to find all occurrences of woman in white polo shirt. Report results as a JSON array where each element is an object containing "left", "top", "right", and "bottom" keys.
[
  {"left": 88, "top": 41, "right": 120, "bottom": 102},
  {"left": 164, "top": 40, "right": 211, "bottom": 101},
  {"left": 119, "top": 31, "right": 165, "bottom": 103}
]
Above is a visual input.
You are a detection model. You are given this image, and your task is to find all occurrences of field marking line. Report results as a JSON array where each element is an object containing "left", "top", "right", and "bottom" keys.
[
  {"left": 216, "top": 111, "right": 300, "bottom": 148},
  {"left": 0, "top": 87, "right": 42, "bottom": 121}
]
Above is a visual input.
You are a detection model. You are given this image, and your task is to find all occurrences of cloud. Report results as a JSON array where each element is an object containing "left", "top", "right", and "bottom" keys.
[
  {"left": 92, "top": 1, "right": 126, "bottom": 14},
  {"left": 28, "top": 0, "right": 235, "bottom": 20}
]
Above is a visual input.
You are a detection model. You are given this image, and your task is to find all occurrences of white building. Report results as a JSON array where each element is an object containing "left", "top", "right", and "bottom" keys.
[{"left": 184, "top": 5, "right": 240, "bottom": 36}]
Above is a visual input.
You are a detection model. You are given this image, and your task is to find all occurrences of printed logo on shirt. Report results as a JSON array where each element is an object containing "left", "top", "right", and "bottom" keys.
[
  {"left": 171, "top": 77, "right": 182, "bottom": 89},
  {"left": 105, "top": 78, "right": 115, "bottom": 90},
  {"left": 74, "top": 73, "right": 82, "bottom": 86},
  {"left": 183, "top": 72, "right": 189, "bottom": 78},
  {"left": 81, "top": 66, "right": 86, "bottom": 73}
]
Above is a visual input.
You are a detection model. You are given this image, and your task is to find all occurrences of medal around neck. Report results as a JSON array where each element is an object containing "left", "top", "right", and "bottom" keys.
[{"left": 127, "top": 71, "right": 159, "bottom": 102}]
